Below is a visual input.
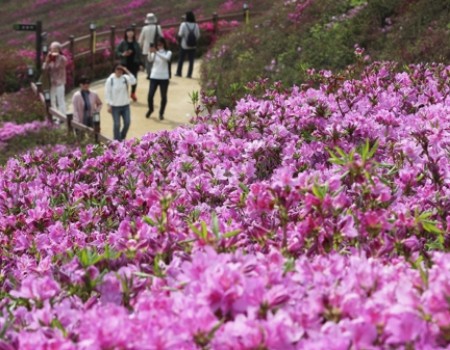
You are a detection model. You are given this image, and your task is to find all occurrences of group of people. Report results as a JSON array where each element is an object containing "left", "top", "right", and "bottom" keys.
[{"left": 42, "top": 11, "right": 200, "bottom": 141}]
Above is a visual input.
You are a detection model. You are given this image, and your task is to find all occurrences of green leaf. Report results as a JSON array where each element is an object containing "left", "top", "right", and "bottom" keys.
[
  {"left": 78, "top": 248, "right": 101, "bottom": 267},
  {"left": 50, "top": 318, "right": 67, "bottom": 337},
  {"left": 422, "top": 220, "right": 442, "bottom": 234},
  {"left": 283, "top": 257, "right": 295, "bottom": 274},
  {"left": 178, "top": 238, "right": 196, "bottom": 245},
  {"left": 367, "top": 139, "right": 379, "bottom": 159},
  {"left": 133, "top": 271, "right": 153, "bottom": 278},
  {"left": 417, "top": 211, "right": 433, "bottom": 220},
  {"left": 189, "top": 90, "right": 199, "bottom": 104},
  {"left": 143, "top": 215, "right": 156, "bottom": 226},
  {"left": 312, "top": 183, "right": 328, "bottom": 200},
  {"left": 411, "top": 256, "right": 428, "bottom": 287},
  {"left": 201, "top": 221, "right": 208, "bottom": 240},
  {"left": 211, "top": 212, "right": 220, "bottom": 239},
  {"left": 328, "top": 158, "right": 345, "bottom": 165},
  {"left": 360, "top": 139, "right": 370, "bottom": 160},
  {"left": 103, "top": 244, "right": 121, "bottom": 260},
  {"left": 335, "top": 146, "right": 347, "bottom": 159},
  {"left": 153, "top": 254, "right": 165, "bottom": 277},
  {"left": 223, "top": 229, "right": 241, "bottom": 239},
  {"left": 239, "top": 182, "right": 249, "bottom": 194},
  {"left": 426, "top": 239, "right": 444, "bottom": 251},
  {"left": 188, "top": 222, "right": 202, "bottom": 239}
]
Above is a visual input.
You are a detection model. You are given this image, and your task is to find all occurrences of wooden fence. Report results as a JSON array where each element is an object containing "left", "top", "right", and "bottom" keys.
[
  {"left": 61, "top": 10, "right": 251, "bottom": 87},
  {"left": 31, "top": 9, "right": 253, "bottom": 145},
  {"left": 31, "top": 81, "right": 112, "bottom": 144}
]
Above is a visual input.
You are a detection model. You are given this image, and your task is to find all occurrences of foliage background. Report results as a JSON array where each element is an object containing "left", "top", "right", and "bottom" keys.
[
  {"left": 0, "top": 0, "right": 448, "bottom": 160},
  {"left": 201, "top": 0, "right": 450, "bottom": 106},
  {"left": 0, "top": 0, "right": 268, "bottom": 47}
]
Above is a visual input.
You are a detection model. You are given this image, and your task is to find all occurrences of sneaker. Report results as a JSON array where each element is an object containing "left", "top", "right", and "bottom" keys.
[
  {"left": 131, "top": 93, "right": 137, "bottom": 102},
  {"left": 159, "top": 114, "right": 164, "bottom": 120},
  {"left": 146, "top": 108, "right": 153, "bottom": 118},
  {"left": 174, "top": 74, "right": 181, "bottom": 77}
]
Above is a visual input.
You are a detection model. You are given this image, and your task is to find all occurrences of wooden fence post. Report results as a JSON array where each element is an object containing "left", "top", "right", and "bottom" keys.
[
  {"left": 43, "top": 89, "right": 53, "bottom": 123},
  {"left": 93, "top": 112, "right": 101, "bottom": 144},
  {"left": 27, "top": 66, "right": 35, "bottom": 84},
  {"left": 213, "top": 13, "right": 219, "bottom": 34},
  {"left": 110, "top": 25, "right": 116, "bottom": 68},
  {"left": 35, "top": 81, "right": 43, "bottom": 97},
  {"left": 67, "top": 113, "right": 73, "bottom": 134},
  {"left": 69, "top": 35, "right": 75, "bottom": 87},
  {"left": 42, "top": 43, "right": 48, "bottom": 67},
  {"left": 35, "top": 21, "right": 43, "bottom": 78},
  {"left": 89, "top": 23, "right": 96, "bottom": 75},
  {"left": 243, "top": 3, "right": 250, "bottom": 25}
]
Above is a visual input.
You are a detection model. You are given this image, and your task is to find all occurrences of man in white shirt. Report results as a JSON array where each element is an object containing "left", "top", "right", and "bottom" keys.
[
  {"left": 138, "top": 13, "right": 164, "bottom": 79},
  {"left": 105, "top": 65, "right": 137, "bottom": 140}
]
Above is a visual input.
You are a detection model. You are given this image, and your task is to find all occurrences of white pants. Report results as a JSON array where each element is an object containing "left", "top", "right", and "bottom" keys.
[{"left": 50, "top": 84, "right": 66, "bottom": 115}]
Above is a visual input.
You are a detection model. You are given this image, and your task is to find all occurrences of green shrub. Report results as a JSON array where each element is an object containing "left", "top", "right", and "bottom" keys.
[
  {"left": 0, "top": 88, "right": 46, "bottom": 123},
  {"left": 0, "top": 87, "right": 95, "bottom": 165},
  {"left": 0, "top": 127, "right": 91, "bottom": 165},
  {"left": 0, "top": 49, "right": 31, "bottom": 94},
  {"left": 201, "top": 0, "right": 450, "bottom": 107}
]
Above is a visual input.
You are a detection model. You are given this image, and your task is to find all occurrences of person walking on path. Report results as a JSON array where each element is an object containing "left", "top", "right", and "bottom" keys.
[
  {"left": 146, "top": 37, "right": 172, "bottom": 120},
  {"left": 42, "top": 41, "right": 68, "bottom": 115},
  {"left": 116, "top": 28, "right": 143, "bottom": 102},
  {"left": 105, "top": 64, "right": 137, "bottom": 141},
  {"left": 72, "top": 76, "right": 102, "bottom": 127},
  {"left": 175, "top": 11, "right": 200, "bottom": 78},
  {"left": 138, "top": 13, "right": 164, "bottom": 80}
]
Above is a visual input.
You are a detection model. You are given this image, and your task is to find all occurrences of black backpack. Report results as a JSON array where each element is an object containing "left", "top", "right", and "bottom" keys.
[{"left": 186, "top": 24, "right": 197, "bottom": 47}]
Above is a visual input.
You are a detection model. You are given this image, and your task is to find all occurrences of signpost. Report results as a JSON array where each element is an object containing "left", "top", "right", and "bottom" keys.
[
  {"left": 13, "top": 21, "right": 43, "bottom": 78},
  {"left": 13, "top": 24, "right": 37, "bottom": 31}
]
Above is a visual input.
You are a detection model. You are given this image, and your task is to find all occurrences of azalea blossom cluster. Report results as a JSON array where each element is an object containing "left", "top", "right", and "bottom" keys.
[
  {"left": 284, "top": 0, "right": 314, "bottom": 23},
  {"left": 0, "top": 121, "right": 51, "bottom": 150},
  {"left": 8, "top": 250, "right": 450, "bottom": 349},
  {"left": 327, "top": 2, "right": 368, "bottom": 27},
  {"left": 0, "top": 61, "right": 449, "bottom": 348}
]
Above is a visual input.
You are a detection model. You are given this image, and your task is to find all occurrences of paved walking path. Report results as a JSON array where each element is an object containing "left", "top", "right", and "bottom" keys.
[{"left": 67, "top": 60, "right": 201, "bottom": 140}]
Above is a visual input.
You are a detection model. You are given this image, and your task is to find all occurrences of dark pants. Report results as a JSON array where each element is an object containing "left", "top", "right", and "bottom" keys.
[
  {"left": 111, "top": 105, "right": 130, "bottom": 141},
  {"left": 148, "top": 79, "right": 169, "bottom": 117},
  {"left": 83, "top": 114, "right": 93, "bottom": 127},
  {"left": 142, "top": 54, "right": 153, "bottom": 79},
  {"left": 176, "top": 48, "right": 195, "bottom": 77},
  {"left": 127, "top": 64, "right": 139, "bottom": 94}
]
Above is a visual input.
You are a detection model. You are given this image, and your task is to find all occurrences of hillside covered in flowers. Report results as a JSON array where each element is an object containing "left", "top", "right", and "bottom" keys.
[{"left": 0, "top": 61, "right": 449, "bottom": 348}]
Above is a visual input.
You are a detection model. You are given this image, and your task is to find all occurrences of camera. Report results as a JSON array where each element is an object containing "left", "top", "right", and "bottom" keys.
[{"left": 150, "top": 43, "right": 155, "bottom": 48}]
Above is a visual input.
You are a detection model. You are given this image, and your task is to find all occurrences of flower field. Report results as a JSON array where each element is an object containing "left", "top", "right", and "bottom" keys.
[
  {"left": 0, "top": 61, "right": 449, "bottom": 349},
  {"left": 1, "top": 0, "right": 258, "bottom": 46},
  {"left": 0, "top": 121, "right": 51, "bottom": 148}
]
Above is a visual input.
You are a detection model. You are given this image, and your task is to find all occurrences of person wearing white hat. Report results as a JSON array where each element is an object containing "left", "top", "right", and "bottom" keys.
[{"left": 138, "top": 13, "right": 164, "bottom": 79}]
